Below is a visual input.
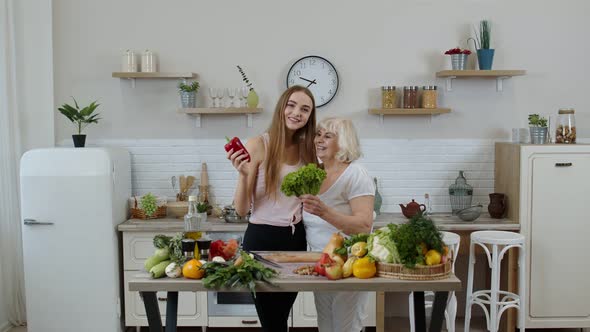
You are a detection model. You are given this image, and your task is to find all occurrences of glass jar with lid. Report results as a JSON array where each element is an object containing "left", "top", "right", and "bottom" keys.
[
  {"left": 413, "top": 86, "right": 420, "bottom": 108},
  {"left": 403, "top": 86, "right": 411, "bottom": 109},
  {"left": 381, "top": 86, "right": 397, "bottom": 109},
  {"left": 555, "top": 108, "right": 576, "bottom": 144},
  {"left": 421, "top": 86, "right": 438, "bottom": 109}
]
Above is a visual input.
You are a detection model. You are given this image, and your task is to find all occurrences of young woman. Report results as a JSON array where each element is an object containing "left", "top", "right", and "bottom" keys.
[
  {"left": 226, "top": 86, "right": 317, "bottom": 332},
  {"left": 300, "top": 117, "right": 375, "bottom": 332}
]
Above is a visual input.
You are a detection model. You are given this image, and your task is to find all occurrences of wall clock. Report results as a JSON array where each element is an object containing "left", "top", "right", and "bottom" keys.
[{"left": 286, "top": 55, "right": 339, "bottom": 108}]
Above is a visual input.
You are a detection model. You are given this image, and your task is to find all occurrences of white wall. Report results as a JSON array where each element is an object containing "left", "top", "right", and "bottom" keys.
[
  {"left": 84, "top": 138, "right": 495, "bottom": 213},
  {"left": 52, "top": 0, "right": 590, "bottom": 142},
  {"left": 0, "top": 265, "right": 8, "bottom": 331},
  {"left": 15, "top": 0, "right": 54, "bottom": 152}
]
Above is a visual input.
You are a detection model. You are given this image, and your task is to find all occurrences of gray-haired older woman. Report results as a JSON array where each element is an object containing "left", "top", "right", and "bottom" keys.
[{"left": 300, "top": 117, "right": 375, "bottom": 332}]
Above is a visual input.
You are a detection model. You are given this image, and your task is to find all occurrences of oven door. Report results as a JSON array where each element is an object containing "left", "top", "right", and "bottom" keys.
[{"left": 207, "top": 291, "right": 258, "bottom": 317}]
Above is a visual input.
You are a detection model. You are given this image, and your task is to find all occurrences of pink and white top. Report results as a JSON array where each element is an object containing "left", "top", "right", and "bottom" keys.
[{"left": 249, "top": 133, "right": 303, "bottom": 231}]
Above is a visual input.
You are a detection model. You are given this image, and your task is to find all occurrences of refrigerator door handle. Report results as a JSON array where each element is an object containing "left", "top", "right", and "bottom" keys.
[{"left": 23, "top": 218, "right": 54, "bottom": 226}]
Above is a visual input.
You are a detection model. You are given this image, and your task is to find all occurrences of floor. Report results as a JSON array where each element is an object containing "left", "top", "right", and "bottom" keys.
[{"left": 7, "top": 319, "right": 586, "bottom": 332}]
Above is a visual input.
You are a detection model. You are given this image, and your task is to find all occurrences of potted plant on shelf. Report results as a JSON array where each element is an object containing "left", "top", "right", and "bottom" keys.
[
  {"left": 178, "top": 81, "right": 200, "bottom": 108},
  {"left": 528, "top": 114, "right": 548, "bottom": 144},
  {"left": 469, "top": 20, "right": 494, "bottom": 70},
  {"left": 237, "top": 65, "right": 258, "bottom": 108},
  {"left": 445, "top": 47, "right": 472, "bottom": 70},
  {"left": 196, "top": 202, "right": 209, "bottom": 223},
  {"left": 58, "top": 98, "right": 101, "bottom": 148}
]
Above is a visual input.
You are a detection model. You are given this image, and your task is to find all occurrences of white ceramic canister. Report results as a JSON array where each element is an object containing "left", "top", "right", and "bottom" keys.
[
  {"left": 141, "top": 49, "right": 157, "bottom": 72},
  {"left": 121, "top": 50, "right": 138, "bottom": 72}
]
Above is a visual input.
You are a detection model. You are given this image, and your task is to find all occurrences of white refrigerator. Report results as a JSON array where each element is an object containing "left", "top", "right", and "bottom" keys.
[{"left": 20, "top": 148, "right": 131, "bottom": 332}]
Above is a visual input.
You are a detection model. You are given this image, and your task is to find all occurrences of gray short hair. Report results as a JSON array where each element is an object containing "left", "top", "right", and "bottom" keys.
[{"left": 317, "top": 117, "right": 361, "bottom": 163}]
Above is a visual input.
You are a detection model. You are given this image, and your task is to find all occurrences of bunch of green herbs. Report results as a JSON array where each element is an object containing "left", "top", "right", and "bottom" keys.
[
  {"left": 390, "top": 213, "right": 444, "bottom": 268},
  {"left": 201, "top": 251, "right": 278, "bottom": 297}
]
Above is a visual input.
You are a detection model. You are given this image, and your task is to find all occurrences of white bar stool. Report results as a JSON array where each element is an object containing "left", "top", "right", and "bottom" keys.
[
  {"left": 409, "top": 231, "right": 461, "bottom": 332},
  {"left": 464, "top": 230, "right": 525, "bottom": 332}
]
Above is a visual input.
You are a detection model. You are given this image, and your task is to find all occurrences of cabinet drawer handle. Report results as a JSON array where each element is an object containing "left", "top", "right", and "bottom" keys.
[
  {"left": 555, "top": 162, "right": 573, "bottom": 167},
  {"left": 157, "top": 297, "right": 167, "bottom": 302},
  {"left": 241, "top": 320, "right": 258, "bottom": 325}
]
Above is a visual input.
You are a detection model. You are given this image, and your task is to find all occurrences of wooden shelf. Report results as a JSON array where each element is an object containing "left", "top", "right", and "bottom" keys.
[
  {"left": 112, "top": 72, "right": 197, "bottom": 88},
  {"left": 435, "top": 70, "right": 526, "bottom": 92},
  {"left": 369, "top": 108, "right": 451, "bottom": 124},
  {"left": 112, "top": 72, "right": 197, "bottom": 79},
  {"left": 180, "top": 108, "right": 263, "bottom": 128},
  {"left": 179, "top": 107, "right": 262, "bottom": 114},
  {"left": 436, "top": 70, "right": 526, "bottom": 78},
  {"left": 369, "top": 108, "right": 451, "bottom": 115}
]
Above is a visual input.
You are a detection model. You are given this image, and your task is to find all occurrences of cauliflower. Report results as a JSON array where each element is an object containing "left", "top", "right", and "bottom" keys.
[{"left": 367, "top": 226, "right": 401, "bottom": 264}]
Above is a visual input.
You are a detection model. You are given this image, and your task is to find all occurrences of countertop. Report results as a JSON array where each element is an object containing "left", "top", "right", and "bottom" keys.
[
  {"left": 128, "top": 271, "right": 462, "bottom": 293},
  {"left": 117, "top": 213, "right": 519, "bottom": 232}
]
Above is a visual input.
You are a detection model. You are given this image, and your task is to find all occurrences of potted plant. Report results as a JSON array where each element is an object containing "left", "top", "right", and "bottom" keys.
[
  {"left": 528, "top": 114, "right": 548, "bottom": 144},
  {"left": 237, "top": 65, "right": 258, "bottom": 108},
  {"left": 178, "top": 81, "right": 199, "bottom": 108},
  {"left": 469, "top": 20, "right": 494, "bottom": 70},
  {"left": 196, "top": 202, "right": 209, "bottom": 223},
  {"left": 58, "top": 98, "right": 101, "bottom": 148},
  {"left": 444, "top": 47, "right": 472, "bottom": 70}
]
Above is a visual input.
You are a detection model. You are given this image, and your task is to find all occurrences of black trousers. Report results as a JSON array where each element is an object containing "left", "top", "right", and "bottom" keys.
[{"left": 242, "top": 222, "right": 307, "bottom": 332}]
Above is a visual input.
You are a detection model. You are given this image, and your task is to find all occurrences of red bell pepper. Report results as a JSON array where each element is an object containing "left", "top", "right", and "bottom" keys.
[{"left": 224, "top": 136, "right": 250, "bottom": 162}]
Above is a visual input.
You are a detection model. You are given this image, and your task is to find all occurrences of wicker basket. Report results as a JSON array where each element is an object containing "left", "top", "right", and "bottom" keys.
[
  {"left": 376, "top": 260, "right": 452, "bottom": 281},
  {"left": 130, "top": 197, "right": 167, "bottom": 220}
]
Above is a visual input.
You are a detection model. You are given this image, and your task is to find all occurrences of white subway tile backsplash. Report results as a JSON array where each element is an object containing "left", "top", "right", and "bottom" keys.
[{"left": 81, "top": 138, "right": 496, "bottom": 213}]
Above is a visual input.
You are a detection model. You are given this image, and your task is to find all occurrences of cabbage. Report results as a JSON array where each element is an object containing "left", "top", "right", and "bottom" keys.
[{"left": 367, "top": 226, "right": 401, "bottom": 264}]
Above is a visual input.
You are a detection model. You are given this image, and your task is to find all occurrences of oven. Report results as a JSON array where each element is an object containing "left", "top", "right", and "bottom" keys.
[{"left": 207, "top": 291, "right": 257, "bottom": 316}]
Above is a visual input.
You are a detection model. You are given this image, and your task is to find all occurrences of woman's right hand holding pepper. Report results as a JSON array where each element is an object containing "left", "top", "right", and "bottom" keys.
[{"left": 227, "top": 148, "right": 250, "bottom": 177}]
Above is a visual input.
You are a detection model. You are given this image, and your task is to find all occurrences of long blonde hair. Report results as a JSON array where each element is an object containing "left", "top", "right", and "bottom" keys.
[{"left": 264, "top": 86, "right": 317, "bottom": 198}]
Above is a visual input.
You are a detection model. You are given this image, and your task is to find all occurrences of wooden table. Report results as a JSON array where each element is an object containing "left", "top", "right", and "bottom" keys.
[{"left": 129, "top": 271, "right": 461, "bottom": 332}]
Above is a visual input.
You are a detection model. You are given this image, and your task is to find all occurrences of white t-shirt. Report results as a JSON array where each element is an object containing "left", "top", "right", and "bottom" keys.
[{"left": 303, "top": 162, "right": 375, "bottom": 251}]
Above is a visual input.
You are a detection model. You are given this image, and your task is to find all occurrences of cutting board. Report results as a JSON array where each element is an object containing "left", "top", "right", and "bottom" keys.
[{"left": 258, "top": 251, "right": 323, "bottom": 263}]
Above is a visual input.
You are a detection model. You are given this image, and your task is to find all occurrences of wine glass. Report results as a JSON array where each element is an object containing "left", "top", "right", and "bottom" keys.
[
  {"left": 228, "top": 88, "right": 237, "bottom": 108},
  {"left": 218, "top": 88, "right": 227, "bottom": 108},
  {"left": 208, "top": 88, "right": 217, "bottom": 108},
  {"left": 240, "top": 87, "right": 249, "bottom": 107}
]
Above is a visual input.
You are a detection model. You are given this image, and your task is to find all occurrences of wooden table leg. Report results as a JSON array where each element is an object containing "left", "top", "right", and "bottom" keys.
[
  {"left": 429, "top": 292, "right": 449, "bottom": 332},
  {"left": 413, "top": 291, "right": 426, "bottom": 332},
  {"left": 165, "top": 291, "right": 179, "bottom": 332},
  {"left": 141, "top": 291, "right": 163, "bottom": 332},
  {"left": 376, "top": 291, "right": 385, "bottom": 332}
]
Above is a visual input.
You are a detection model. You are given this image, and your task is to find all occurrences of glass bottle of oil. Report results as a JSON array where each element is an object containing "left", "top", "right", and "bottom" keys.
[{"left": 184, "top": 195, "right": 202, "bottom": 258}]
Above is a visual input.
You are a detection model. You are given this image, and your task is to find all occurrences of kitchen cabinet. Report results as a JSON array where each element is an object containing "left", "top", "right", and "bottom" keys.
[
  {"left": 495, "top": 143, "right": 590, "bottom": 329},
  {"left": 292, "top": 291, "right": 376, "bottom": 327},
  {"left": 122, "top": 232, "right": 207, "bottom": 327}
]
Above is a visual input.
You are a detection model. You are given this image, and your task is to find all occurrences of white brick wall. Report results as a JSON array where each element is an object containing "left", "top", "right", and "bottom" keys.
[{"left": 81, "top": 138, "right": 496, "bottom": 213}]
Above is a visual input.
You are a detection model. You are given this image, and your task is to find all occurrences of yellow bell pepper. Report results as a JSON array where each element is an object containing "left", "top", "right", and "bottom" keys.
[{"left": 352, "top": 256, "right": 377, "bottom": 279}]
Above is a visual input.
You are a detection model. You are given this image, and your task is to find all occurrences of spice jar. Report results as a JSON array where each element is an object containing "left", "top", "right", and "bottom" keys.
[
  {"left": 403, "top": 86, "right": 411, "bottom": 109},
  {"left": 555, "top": 108, "right": 576, "bottom": 144},
  {"left": 421, "top": 86, "right": 438, "bottom": 109},
  {"left": 381, "top": 86, "right": 397, "bottom": 109},
  {"left": 410, "top": 86, "right": 419, "bottom": 109}
]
